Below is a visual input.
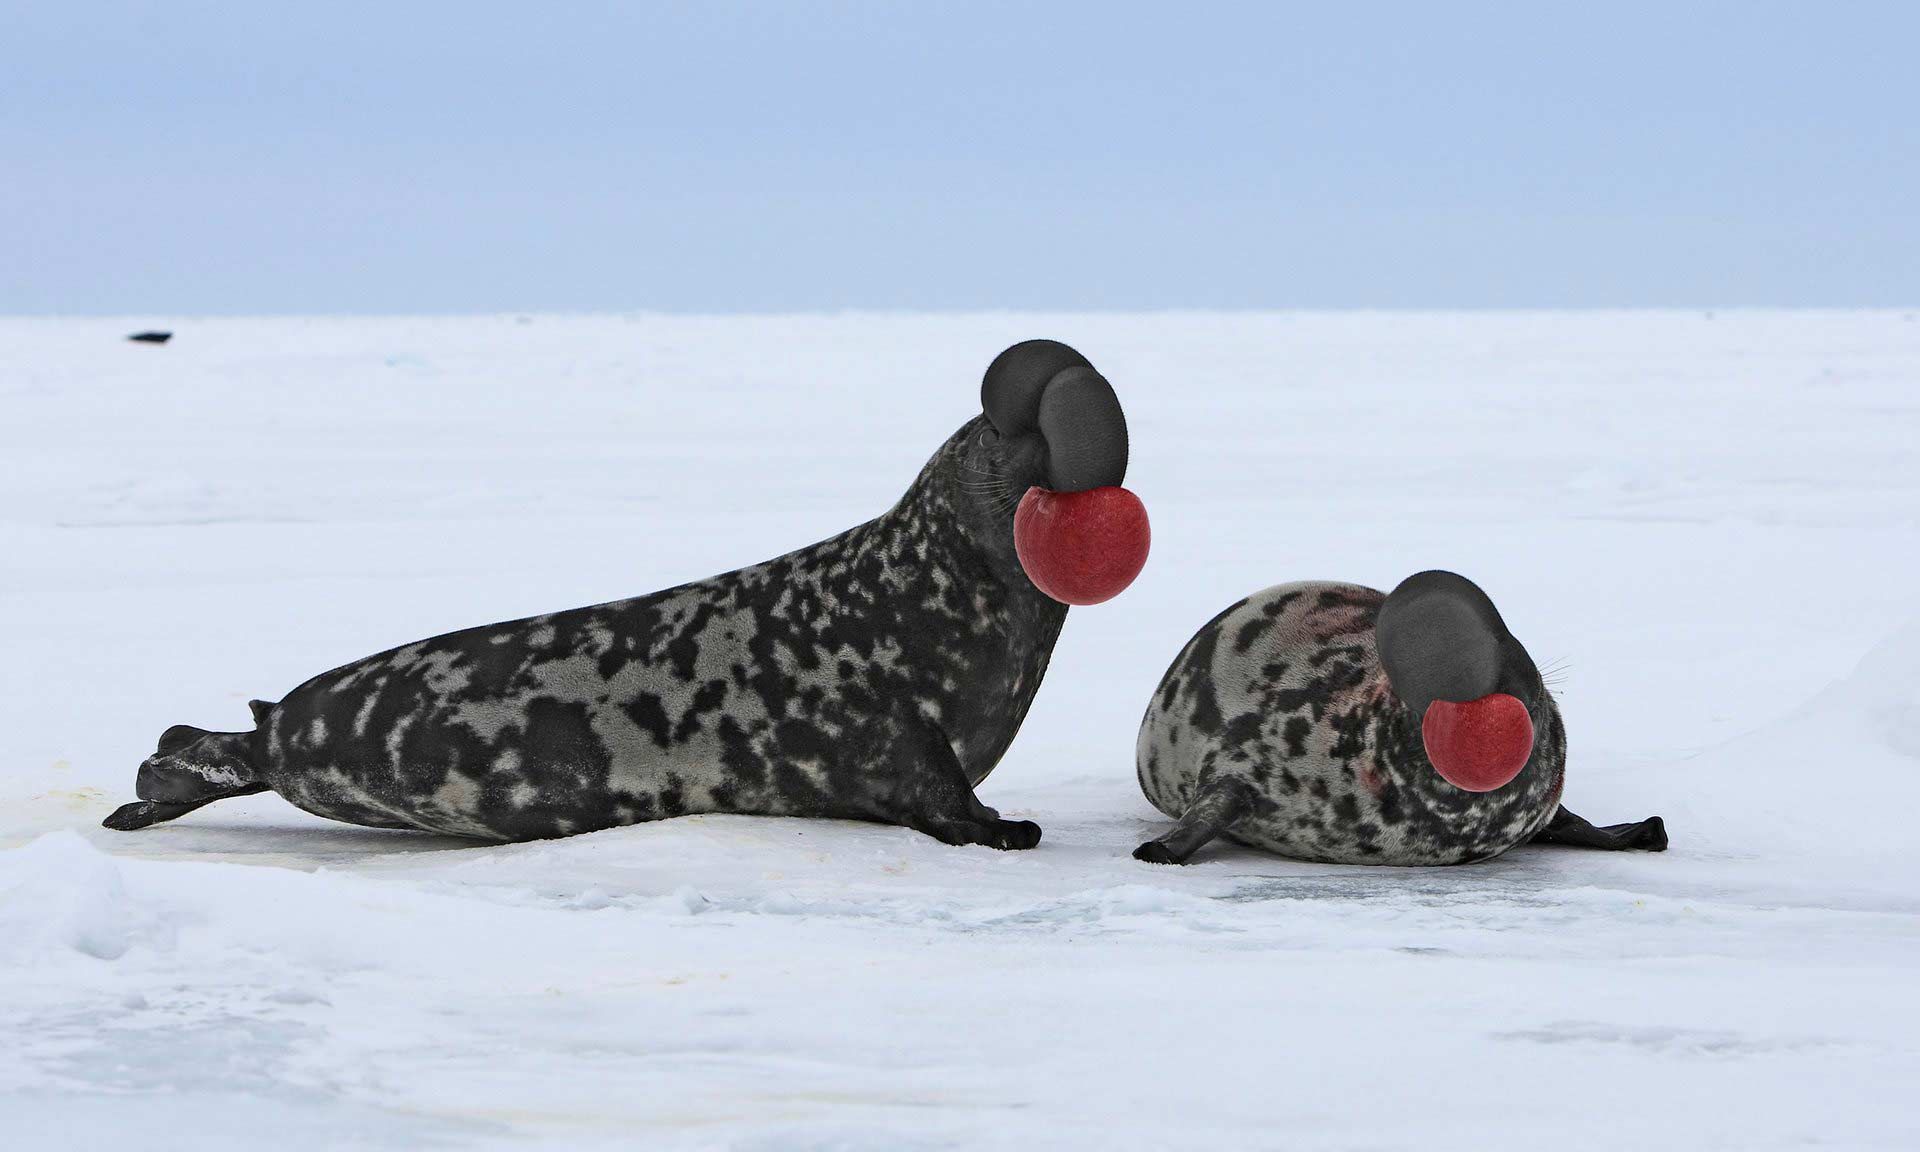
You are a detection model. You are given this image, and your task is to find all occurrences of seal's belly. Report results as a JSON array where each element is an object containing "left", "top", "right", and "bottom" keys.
[
  {"left": 270, "top": 748, "right": 683, "bottom": 842},
  {"left": 265, "top": 692, "right": 889, "bottom": 841},
  {"left": 1147, "top": 721, "right": 1550, "bottom": 866},
  {"left": 1218, "top": 754, "right": 1521, "bottom": 866},
  {"left": 255, "top": 571, "right": 1041, "bottom": 841},
  {"left": 255, "top": 558, "right": 829, "bottom": 836}
]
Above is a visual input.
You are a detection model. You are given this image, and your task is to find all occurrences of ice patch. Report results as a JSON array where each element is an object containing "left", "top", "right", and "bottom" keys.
[
  {"left": 0, "top": 831, "right": 158, "bottom": 962},
  {"left": 1821, "top": 618, "right": 1920, "bottom": 760},
  {"left": 5, "top": 312, "right": 1920, "bottom": 1148},
  {"left": 1495, "top": 1021, "right": 1848, "bottom": 1057}
]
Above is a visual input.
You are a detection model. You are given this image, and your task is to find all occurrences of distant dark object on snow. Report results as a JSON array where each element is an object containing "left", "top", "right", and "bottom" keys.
[{"left": 127, "top": 331, "right": 173, "bottom": 344}]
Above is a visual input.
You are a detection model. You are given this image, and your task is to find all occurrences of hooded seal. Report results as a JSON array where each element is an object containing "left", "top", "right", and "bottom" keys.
[
  {"left": 105, "top": 340, "right": 1140, "bottom": 849},
  {"left": 1134, "top": 571, "right": 1666, "bottom": 865}
]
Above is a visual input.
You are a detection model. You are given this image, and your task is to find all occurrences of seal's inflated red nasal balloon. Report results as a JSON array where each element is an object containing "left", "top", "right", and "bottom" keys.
[
  {"left": 1013, "top": 486, "right": 1150, "bottom": 606},
  {"left": 1420, "top": 692, "right": 1534, "bottom": 792}
]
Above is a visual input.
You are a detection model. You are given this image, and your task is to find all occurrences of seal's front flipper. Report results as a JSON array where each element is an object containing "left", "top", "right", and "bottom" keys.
[
  {"left": 1531, "top": 805, "right": 1668, "bottom": 851},
  {"left": 885, "top": 716, "right": 1042, "bottom": 851},
  {"left": 1134, "top": 778, "right": 1253, "bottom": 865},
  {"left": 103, "top": 789, "right": 264, "bottom": 831},
  {"left": 103, "top": 723, "right": 268, "bottom": 832},
  {"left": 104, "top": 799, "right": 195, "bottom": 831}
]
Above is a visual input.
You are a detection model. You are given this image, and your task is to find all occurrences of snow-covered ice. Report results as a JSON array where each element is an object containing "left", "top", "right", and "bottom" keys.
[{"left": 3, "top": 312, "right": 1918, "bottom": 1149}]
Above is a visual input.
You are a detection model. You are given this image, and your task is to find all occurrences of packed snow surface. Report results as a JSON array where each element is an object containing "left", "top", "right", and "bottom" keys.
[{"left": 3, "top": 312, "right": 1918, "bottom": 1149}]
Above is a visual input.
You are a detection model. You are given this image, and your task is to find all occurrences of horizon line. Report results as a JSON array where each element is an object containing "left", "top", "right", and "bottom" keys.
[{"left": 7, "top": 304, "right": 1919, "bottom": 322}]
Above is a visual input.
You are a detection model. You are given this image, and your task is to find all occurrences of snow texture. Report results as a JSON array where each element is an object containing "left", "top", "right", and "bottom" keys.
[{"left": 2, "top": 312, "right": 1918, "bottom": 1149}]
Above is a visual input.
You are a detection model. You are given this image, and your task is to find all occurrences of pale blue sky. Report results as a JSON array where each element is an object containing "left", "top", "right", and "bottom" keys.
[{"left": 4, "top": 1, "right": 1915, "bottom": 313}]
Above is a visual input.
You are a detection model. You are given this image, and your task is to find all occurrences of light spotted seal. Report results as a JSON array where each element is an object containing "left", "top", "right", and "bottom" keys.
[
  {"left": 105, "top": 340, "right": 1140, "bottom": 849},
  {"left": 1134, "top": 571, "right": 1667, "bottom": 865}
]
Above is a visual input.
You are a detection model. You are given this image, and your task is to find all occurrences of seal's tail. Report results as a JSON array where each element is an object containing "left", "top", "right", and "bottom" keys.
[{"left": 102, "top": 704, "right": 273, "bottom": 831}]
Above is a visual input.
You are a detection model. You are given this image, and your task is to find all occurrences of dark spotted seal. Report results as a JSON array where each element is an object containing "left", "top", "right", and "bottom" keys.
[
  {"left": 105, "top": 340, "right": 1143, "bottom": 849},
  {"left": 1134, "top": 571, "right": 1666, "bottom": 865}
]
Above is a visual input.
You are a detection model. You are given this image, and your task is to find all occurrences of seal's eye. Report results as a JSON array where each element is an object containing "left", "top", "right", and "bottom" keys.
[{"left": 976, "top": 426, "right": 1000, "bottom": 448}]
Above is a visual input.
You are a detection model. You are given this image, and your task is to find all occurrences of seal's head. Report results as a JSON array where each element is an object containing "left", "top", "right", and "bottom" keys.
[
  {"left": 1375, "top": 570, "right": 1545, "bottom": 792},
  {"left": 968, "top": 339, "right": 1150, "bottom": 605}
]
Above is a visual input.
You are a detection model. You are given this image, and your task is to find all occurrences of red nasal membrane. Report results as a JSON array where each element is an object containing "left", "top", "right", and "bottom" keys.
[
  {"left": 1420, "top": 693, "right": 1534, "bottom": 792},
  {"left": 1013, "top": 486, "right": 1150, "bottom": 606}
]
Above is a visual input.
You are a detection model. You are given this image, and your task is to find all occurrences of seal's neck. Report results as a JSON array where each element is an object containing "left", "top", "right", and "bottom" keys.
[
  {"left": 844, "top": 417, "right": 1067, "bottom": 782},
  {"left": 869, "top": 417, "right": 1055, "bottom": 608}
]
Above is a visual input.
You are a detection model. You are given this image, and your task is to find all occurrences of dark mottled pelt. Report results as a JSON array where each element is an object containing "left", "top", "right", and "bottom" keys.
[
  {"left": 107, "top": 415, "right": 1073, "bottom": 848},
  {"left": 1137, "top": 581, "right": 1663, "bottom": 866}
]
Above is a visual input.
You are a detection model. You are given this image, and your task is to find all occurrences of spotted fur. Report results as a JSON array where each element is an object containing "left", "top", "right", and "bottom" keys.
[
  {"left": 109, "top": 416, "right": 1071, "bottom": 847},
  {"left": 1137, "top": 581, "right": 1566, "bottom": 865}
]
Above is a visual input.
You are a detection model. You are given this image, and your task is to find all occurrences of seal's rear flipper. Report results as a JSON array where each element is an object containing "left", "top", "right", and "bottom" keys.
[
  {"left": 1134, "top": 778, "right": 1254, "bottom": 865},
  {"left": 1531, "top": 805, "right": 1668, "bottom": 851},
  {"left": 103, "top": 721, "right": 270, "bottom": 832}
]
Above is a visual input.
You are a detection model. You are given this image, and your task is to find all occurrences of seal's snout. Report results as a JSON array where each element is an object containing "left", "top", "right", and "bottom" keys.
[
  {"left": 984, "top": 340, "right": 1146, "bottom": 604},
  {"left": 1376, "top": 569, "right": 1540, "bottom": 791},
  {"left": 1013, "top": 485, "right": 1150, "bottom": 605},
  {"left": 1420, "top": 693, "right": 1534, "bottom": 792}
]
